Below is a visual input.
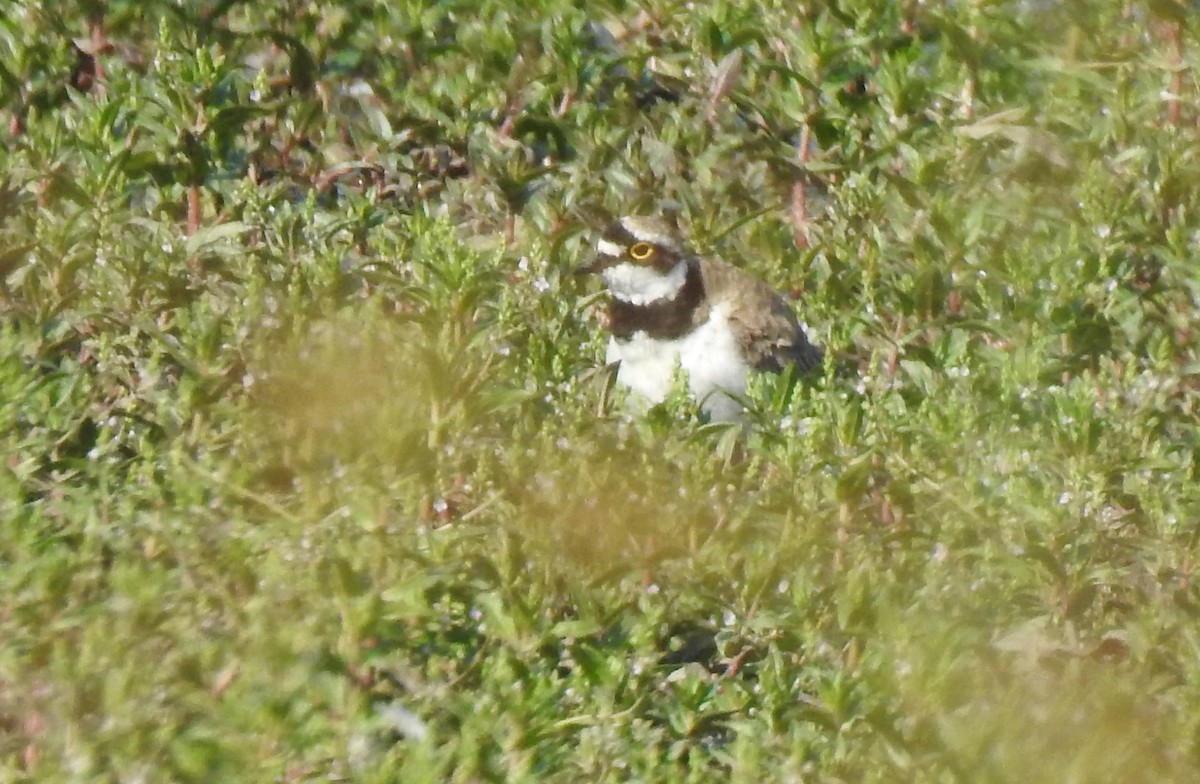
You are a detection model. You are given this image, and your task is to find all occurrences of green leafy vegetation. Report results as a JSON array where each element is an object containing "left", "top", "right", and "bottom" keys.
[{"left": 3, "top": 0, "right": 1200, "bottom": 781}]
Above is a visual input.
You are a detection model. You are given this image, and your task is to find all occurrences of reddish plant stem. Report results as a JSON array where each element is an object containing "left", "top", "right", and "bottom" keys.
[
  {"left": 498, "top": 94, "right": 525, "bottom": 139},
  {"left": 89, "top": 16, "right": 107, "bottom": 84},
  {"left": 555, "top": 89, "right": 574, "bottom": 117},
  {"left": 724, "top": 647, "right": 752, "bottom": 678},
  {"left": 505, "top": 211, "right": 516, "bottom": 247},
  {"left": 791, "top": 123, "right": 812, "bottom": 249},
  {"left": 186, "top": 184, "right": 201, "bottom": 235}
]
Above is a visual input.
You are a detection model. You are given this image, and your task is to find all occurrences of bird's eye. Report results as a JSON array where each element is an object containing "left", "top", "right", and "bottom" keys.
[{"left": 629, "top": 242, "right": 655, "bottom": 261}]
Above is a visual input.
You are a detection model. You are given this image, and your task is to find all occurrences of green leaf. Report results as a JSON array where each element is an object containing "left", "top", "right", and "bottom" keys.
[{"left": 184, "top": 221, "right": 251, "bottom": 255}]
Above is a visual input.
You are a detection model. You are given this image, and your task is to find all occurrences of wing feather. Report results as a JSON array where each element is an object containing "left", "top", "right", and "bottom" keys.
[{"left": 698, "top": 257, "right": 822, "bottom": 374}]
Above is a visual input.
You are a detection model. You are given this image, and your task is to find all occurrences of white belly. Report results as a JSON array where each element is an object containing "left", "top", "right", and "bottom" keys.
[{"left": 607, "top": 305, "right": 751, "bottom": 421}]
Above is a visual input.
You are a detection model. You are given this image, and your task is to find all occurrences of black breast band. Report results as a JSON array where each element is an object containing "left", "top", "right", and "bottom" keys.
[{"left": 607, "top": 262, "right": 705, "bottom": 340}]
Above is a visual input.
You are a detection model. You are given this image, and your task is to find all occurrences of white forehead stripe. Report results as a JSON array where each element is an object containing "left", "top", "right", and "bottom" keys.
[
  {"left": 627, "top": 228, "right": 669, "bottom": 244},
  {"left": 620, "top": 217, "right": 675, "bottom": 246},
  {"left": 596, "top": 238, "right": 624, "bottom": 257}
]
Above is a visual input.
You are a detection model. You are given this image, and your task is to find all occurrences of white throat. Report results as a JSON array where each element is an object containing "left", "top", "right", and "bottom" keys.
[{"left": 600, "top": 261, "right": 688, "bottom": 306}]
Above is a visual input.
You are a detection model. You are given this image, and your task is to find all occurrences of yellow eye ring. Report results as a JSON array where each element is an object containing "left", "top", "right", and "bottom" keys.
[{"left": 629, "top": 242, "right": 655, "bottom": 261}]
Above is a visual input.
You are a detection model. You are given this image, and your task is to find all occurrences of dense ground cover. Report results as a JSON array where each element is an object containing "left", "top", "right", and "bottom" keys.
[{"left": 3, "top": 1, "right": 1200, "bottom": 781}]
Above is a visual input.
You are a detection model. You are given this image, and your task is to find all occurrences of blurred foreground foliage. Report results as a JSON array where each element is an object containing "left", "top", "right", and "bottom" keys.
[{"left": 3, "top": 0, "right": 1200, "bottom": 781}]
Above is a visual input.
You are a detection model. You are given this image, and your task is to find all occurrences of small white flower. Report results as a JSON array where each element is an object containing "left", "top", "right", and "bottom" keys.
[{"left": 375, "top": 703, "right": 429, "bottom": 742}]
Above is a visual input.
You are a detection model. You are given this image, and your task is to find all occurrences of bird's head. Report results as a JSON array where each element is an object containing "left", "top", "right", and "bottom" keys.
[{"left": 578, "top": 216, "right": 692, "bottom": 305}]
